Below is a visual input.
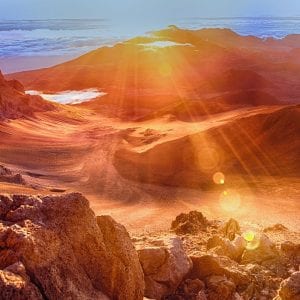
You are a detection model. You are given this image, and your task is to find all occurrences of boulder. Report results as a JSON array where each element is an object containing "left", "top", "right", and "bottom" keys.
[
  {"left": 171, "top": 211, "right": 208, "bottom": 235},
  {"left": 277, "top": 271, "right": 300, "bottom": 300},
  {"left": 280, "top": 241, "right": 300, "bottom": 271},
  {"left": 243, "top": 263, "right": 282, "bottom": 299},
  {"left": 0, "top": 262, "right": 43, "bottom": 300},
  {"left": 207, "top": 235, "right": 246, "bottom": 261},
  {"left": 0, "top": 193, "right": 144, "bottom": 300},
  {"left": 173, "top": 278, "right": 205, "bottom": 299},
  {"left": 281, "top": 241, "right": 300, "bottom": 258},
  {"left": 138, "top": 237, "right": 192, "bottom": 299},
  {"left": 97, "top": 215, "right": 145, "bottom": 299},
  {"left": 263, "top": 224, "right": 288, "bottom": 232},
  {"left": 241, "top": 234, "right": 278, "bottom": 264},
  {"left": 221, "top": 219, "right": 241, "bottom": 241},
  {"left": 205, "top": 275, "right": 236, "bottom": 300},
  {"left": 190, "top": 255, "right": 250, "bottom": 287}
]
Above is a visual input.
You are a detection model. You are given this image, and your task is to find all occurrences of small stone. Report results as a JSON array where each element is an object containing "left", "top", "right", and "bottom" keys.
[{"left": 221, "top": 219, "right": 241, "bottom": 241}]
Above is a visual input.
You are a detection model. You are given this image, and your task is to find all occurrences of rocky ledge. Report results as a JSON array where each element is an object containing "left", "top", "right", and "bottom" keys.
[
  {"left": 0, "top": 165, "right": 26, "bottom": 186},
  {"left": 0, "top": 194, "right": 299, "bottom": 300},
  {"left": 134, "top": 211, "right": 300, "bottom": 300},
  {"left": 0, "top": 193, "right": 144, "bottom": 300}
]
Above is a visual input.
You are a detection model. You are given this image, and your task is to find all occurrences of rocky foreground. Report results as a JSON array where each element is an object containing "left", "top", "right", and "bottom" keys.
[{"left": 0, "top": 193, "right": 299, "bottom": 300}]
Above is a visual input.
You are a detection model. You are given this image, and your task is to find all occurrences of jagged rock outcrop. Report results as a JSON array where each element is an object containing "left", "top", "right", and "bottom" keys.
[
  {"left": 0, "top": 262, "right": 43, "bottom": 300},
  {"left": 175, "top": 278, "right": 206, "bottom": 299},
  {"left": 0, "top": 165, "right": 12, "bottom": 176},
  {"left": 263, "top": 224, "right": 288, "bottom": 232},
  {"left": 137, "top": 237, "right": 192, "bottom": 299},
  {"left": 280, "top": 241, "right": 300, "bottom": 266},
  {"left": 241, "top": 234, "right": 279, "bottom": 265},
  {"left": 0, "top": 70, "right": 56, "bottom": 120},
  {"left": 133, "top": 210, "right": 298, "bottom": 299},
  {"left": 276, "top": 271, "right": 300, "bottom": 300},
  {"left": 0, "top": 193, "right": 145, "bottom": 300},
  {"left": 171, "top": 211, "right": 208, "bottom": 235},
  {"left": 207, "top": 235, "right": 246, "bottom": 261},
  {"left": 190, "top": 255, "right": 250, "bottom": 287},
  {"left": 221, "top": 218, "right": 241, "bottom": 241},
  {"left": 205, "top": 275, "right": 236, "bottom": 300},
  {"left": 0, "top": 165, "right": 25, "bottom": 185},
  {"left": 97, "top": 215, "right": 145, "bottom": 299}
]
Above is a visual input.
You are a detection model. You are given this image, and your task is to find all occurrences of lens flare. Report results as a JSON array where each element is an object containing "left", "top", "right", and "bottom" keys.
[
  {"left": 243, "top": 231, "right": 260, "bottom": 250},
  {"left": 213, "top": 172, "right": 225, "bottom": 185},
  {"left": 219, "top": 189, "right": 241, "bottom": 212},
  {"left": 195, "top": 146, "right": 221, "bottom": 173},
  {"left": 243, "top": 230, "right": 255, "bottom": 242}
]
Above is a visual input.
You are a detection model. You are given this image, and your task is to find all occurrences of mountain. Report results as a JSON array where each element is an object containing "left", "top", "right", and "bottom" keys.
[
  {"left": 6, "top": 27, "right": 300, "bottom": 120},
  {"left": 1, "top": 27, "right": 299, "bottom": 194},
  {"left": 1, "top": 26, "right": 300, "bottom": 300}
]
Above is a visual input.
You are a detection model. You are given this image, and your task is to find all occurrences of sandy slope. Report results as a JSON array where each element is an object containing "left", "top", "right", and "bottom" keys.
[
  {"left": 1, "top": 27, "right": 299, "bottom": 235},
  {"left": 0, "top": 104, "right": 299, "bottom": 233}
]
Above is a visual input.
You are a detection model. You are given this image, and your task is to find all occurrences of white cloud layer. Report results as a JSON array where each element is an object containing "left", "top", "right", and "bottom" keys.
[{"left": 26, "top": 89, "right": 106, "bottom": 104}]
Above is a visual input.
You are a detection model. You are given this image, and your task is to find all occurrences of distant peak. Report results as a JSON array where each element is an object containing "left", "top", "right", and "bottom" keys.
[{"left": 167, "top": 25, "right": 180, "bottom": 30}]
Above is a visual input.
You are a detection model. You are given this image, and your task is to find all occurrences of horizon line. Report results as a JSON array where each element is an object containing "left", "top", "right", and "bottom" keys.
[{"left": 1, "top": 16, "right": 300, "bottom": 22}]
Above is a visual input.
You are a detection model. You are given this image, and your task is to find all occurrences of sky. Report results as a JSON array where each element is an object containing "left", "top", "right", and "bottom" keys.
[{"left": 0, "top": 0, "right": 299, "bottom": 20}]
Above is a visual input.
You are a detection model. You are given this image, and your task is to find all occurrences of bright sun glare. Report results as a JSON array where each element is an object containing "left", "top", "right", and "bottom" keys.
[{"left": 219, "top": 189, "right": 241, "bottom": 212}]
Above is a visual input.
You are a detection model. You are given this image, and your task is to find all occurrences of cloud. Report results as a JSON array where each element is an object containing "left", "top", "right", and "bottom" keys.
[{"left": 26, "top": 89, "right": 107, "bottom": 104}]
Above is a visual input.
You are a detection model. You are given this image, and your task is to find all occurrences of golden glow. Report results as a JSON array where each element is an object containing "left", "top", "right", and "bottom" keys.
[
  {"left": 56, "top": 31, "right": 282, "bottom": 187},
  {"left": 213, "top": 172, "right": 225, "bottom": 185},
  {"left": 243, "top": 230, "right": 255, "bottom": 242},
  {"left": 159, "top": 63, "right": 173, "bottom": 77},
  {"left": 219, "top": 189, "right": 241, "bottom": 212},
  {"left": 243, "top": 231, "right": 260, "bottom": 250},
  {"left": 194, "top": 145, "right": 221, "bottom": 173}
]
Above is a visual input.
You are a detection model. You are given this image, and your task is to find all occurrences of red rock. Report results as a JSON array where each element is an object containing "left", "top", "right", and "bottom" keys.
[
  {"left": 207, "top": 235, "right": 246, "bottom": 261},
  {"left": 173, "top": 278, "right": 205, "bottom": 299},
  {"left": 0, "top": 193, "right": 144, "bottom": 300},
  {"left": 0, "top": 262, "right": 43, "bottom": 300},
  {"left": 0, "top": 69, "right": 56, "bottom": 121},
  {"left": 171, "top": 211, "right": 208, "bottom": 235},
  {"left": 263, "top": 224, "right": 288, "bottom": 232},
  {"left": 277, "top": 271, "right": 300, "bottom": 300},
  {"left": 138, "top": 237, "right": 192, "bottom": 299},
  {"left": 206, "top": 275, "right": 236, "bottom": 300},
  {"left": 221, "top": 219, "right": 241, "bottom": 241},
  {"left": 190, "top": 255, "right": 250, "bottom": 286},
  {"left": 97, "top": 215, "right": 145, "bottom": 300},
  {"left": 241, "top": 234, "right": 278, "bottom": 264}
]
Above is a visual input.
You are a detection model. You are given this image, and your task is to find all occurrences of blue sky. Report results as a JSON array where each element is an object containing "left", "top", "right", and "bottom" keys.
[{"left": 0, "top": 0, "right": 299, "bottom": 20}]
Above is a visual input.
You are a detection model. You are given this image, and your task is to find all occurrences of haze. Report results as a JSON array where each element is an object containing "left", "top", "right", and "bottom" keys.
[{"left": 0, "top": 0, "right": 298, "bottom": 20}]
